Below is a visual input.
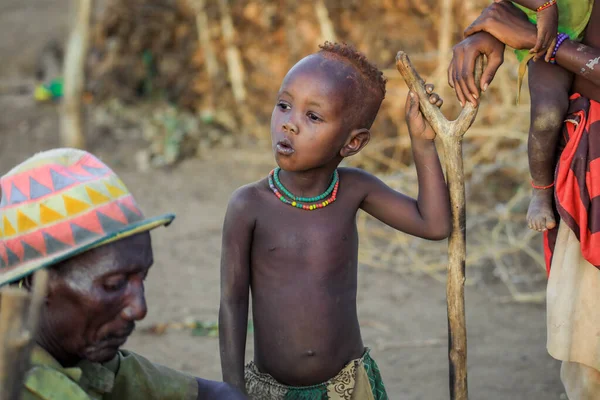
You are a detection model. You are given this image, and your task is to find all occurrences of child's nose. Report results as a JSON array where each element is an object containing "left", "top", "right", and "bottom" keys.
[{"left": 282, "top": 122, "right": 298, "bottom": 134}]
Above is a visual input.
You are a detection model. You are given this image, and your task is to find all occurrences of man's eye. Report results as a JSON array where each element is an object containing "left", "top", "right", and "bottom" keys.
[{"left": 103, "top": 278, "right": 127, "bottom": 292}]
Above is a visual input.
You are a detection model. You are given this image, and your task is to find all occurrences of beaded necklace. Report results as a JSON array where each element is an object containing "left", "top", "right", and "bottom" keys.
[{"left": 268, "top": 167, "right": 339, "bottom": 210}]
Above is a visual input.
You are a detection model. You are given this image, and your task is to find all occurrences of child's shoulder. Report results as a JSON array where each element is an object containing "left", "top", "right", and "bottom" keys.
[
  {"left": 226, "top": 177, "right": 269, "bottom": 211},
  {"left": 338, "top": 166, "right": 377, "bottom": 184}
]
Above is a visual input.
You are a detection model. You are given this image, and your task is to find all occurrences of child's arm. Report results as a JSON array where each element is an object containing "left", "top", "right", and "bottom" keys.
[
  {"left": 357, "top": 85, "right": 451, "bottom": 240},
  {"left": 218, "top": 187, "right": 254, "bottom": 394},
  {"left": 493, "top": 0, "right": 558, "bottom": 60},
  {"left": 505, "top": 0, "right": 547, "bottom": 10}
]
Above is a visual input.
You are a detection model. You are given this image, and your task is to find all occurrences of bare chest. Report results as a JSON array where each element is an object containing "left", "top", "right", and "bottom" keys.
[{"left": 251, "top": 203, "right": 359, "bottom": 275}]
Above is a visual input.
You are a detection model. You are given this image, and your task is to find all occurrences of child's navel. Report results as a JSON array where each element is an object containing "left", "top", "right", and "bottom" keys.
[{"left": 305, "top": 350, "right": 316, "bottom": 356}]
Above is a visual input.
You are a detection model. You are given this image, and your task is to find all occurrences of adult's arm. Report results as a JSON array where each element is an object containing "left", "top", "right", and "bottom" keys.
[
  {"left": 464, "top": 1, "right": 600, "bottom": 87},
  {"left": 104, "top": 349, "right": 245, "bottom": 399},
  {"left": 196, "top": 378, "right": 247, "bottom": 399}
]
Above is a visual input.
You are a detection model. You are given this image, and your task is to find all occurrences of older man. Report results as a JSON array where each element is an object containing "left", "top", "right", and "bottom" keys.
[{"left": 0, "top": 148, "right": 245, "bottom": 399}]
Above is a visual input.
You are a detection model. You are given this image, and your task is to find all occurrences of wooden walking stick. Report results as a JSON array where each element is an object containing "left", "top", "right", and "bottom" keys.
[
  {"left": 396, "top": 51, "right": 483, "bottom": 400},
  {"left": 0, "top": 269, "right": 49, "bottom": 399}
]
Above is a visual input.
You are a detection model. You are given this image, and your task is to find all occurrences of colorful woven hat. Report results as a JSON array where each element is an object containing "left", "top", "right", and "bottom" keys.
[{"left": 0, "top": 148, "right": 175, "bottom": 286}]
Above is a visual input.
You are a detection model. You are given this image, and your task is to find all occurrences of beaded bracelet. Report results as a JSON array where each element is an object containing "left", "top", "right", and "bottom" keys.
[
  {"left": 549, "top": 33, "right": 569, "bottom": 64},
  {"left": 536, "top": 0, "right": 556, "bottom": 12}
]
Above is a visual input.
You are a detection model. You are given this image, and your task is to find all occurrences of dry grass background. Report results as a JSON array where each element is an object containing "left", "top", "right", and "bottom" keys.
[{"left": 85, "top": 0, "right": 545, "bottom": 302}]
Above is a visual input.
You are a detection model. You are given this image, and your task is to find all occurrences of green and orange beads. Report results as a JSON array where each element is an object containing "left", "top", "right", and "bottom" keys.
[{"left": 268, "top": 167, "right": 339, "bottom": 210}]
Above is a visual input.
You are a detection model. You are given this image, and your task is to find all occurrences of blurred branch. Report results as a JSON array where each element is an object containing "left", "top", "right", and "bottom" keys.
[
  {"left": 0, "top": 270, "right": 49, "bottom": 400},
  {"left": 60, "top": 0, "right": 92, "bottom": 149}
]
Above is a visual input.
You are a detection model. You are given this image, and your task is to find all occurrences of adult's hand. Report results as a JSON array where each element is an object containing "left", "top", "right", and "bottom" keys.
[
  {"left": 448, "top": 32, "right": 505, "bottom": 106},
  {"left": 464, "top": 1, "right": 537, "bottom": 51}
]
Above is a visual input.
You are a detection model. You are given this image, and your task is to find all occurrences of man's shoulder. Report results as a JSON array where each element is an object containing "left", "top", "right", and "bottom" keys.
[
  {"left": 22, "top": 345, "right": 91, "bottom": 400},
  {"left": 22, "top": 365, "right": 91, "bottom": 400}
]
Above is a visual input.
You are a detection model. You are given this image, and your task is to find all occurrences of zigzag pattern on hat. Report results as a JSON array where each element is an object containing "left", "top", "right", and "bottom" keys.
[
  {"left": 0, "top": 195, "right": 144, "bottom": 268},
  {"left": 1, "top": 174, "right": 133, "bottom": 239},
  {"left": 0, "top": 151, "right": 150, "bottom": 273},
  {"left": 0, "top": 153, "right": 114, "bottom": 208}
]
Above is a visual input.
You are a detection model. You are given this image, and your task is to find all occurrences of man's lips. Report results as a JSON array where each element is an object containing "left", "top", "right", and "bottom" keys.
[
  {"left": 99, "top": 324, "right": 135, "bottom": 343},
  {"left": 276, "top": 138, "right": 294, "bottom": 155}
]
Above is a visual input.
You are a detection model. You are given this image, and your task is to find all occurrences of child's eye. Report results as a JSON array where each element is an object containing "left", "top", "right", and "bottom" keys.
[
  {"left": 277, "top": 102, "right": 290, "bottom": 111},
  {"left": 307, "top": 112, "right": 322, "bottom": 122}
]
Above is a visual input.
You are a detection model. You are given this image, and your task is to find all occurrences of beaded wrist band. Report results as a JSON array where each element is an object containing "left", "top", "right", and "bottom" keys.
[
  {"left": 536, "top": 0, "right": 556, "bottom": 12},
  {"left": 549, "top": 33, "right": 569, "bottom": 64}
]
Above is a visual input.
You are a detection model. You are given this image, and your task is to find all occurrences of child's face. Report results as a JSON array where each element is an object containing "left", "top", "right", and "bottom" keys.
[{"left": 271, "top": 54, "right": 356, "bottom": 172}]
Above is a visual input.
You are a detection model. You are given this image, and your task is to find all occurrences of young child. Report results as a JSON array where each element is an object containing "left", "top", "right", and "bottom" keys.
[
  {"left": 506, "top": 0, "right": 593, "bottom": 232},
  {"left": 218, "top": 42, "right": 451, "bottom": 399}
]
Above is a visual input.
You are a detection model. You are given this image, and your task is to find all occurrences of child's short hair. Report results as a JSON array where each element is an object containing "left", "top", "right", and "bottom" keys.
[{"left": 318, "top": 41, "right": 387, "bottom": 129}]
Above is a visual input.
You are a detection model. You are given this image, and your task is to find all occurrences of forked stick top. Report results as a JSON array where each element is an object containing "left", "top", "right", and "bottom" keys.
[{"left": 395, "top": 51, "right": 483, "bottom": 139}]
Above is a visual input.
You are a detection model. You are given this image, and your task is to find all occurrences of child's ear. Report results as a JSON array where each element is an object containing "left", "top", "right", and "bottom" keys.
[{"left": 340, "top": 128, "right": 370, "bottom": 158}]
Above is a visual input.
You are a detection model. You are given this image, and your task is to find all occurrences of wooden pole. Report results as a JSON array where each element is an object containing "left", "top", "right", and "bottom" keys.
[
  {"left": 0, "top": 270, "right": 49, "bottom": 400},
  {"left": 194, "top": 0, "right": 218, "bottom": 113},
  {"left": 217, "top": 0, "right": 246, "bottom": 105},
  {"left": 60, "top": 0, "right": 92, "bottom": 149},
  {"left": 396, "top": 51, "right": 483, "bottom": 400},
  {"left": 315, "top": 0, "right": 336, "bottom": 44}
]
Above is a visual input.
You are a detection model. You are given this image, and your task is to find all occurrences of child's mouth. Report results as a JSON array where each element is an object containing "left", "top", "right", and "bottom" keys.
[{"left": 276, "top": 139, "right": 295, "bottom": 155}]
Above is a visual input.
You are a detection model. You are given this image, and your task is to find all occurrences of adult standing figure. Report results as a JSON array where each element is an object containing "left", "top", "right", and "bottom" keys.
[
  {"left": 448, "top": 1, "right": 600, "bottom": 398},
  {"left": 0, "top": 148, "right": 246, "bottom": 399}
]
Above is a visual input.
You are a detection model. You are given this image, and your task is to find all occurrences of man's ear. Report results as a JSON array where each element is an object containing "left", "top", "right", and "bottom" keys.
[{"left": 340, "top": 128, "right": 370, "bottom": 158}]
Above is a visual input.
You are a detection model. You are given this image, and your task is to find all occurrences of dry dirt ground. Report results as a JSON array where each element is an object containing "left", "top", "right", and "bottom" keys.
[{"left": 0, "top": 1, "right": 566, "bottom": 399}]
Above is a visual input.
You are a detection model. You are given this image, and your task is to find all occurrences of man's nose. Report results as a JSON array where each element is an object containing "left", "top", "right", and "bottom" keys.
[{"left": 122, "top": 283, "right": 147, "bottom": 321}]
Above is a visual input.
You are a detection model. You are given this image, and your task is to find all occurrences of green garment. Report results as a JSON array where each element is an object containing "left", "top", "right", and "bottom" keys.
[
  {"left": 21, "top": 345, "right": 198, "bottom": 400},
  {"left": 512, "top": 0, "right": 593, "bottom": 62},
  {"left": 245, "top": 348, "right": 388, "bottom": 399}
]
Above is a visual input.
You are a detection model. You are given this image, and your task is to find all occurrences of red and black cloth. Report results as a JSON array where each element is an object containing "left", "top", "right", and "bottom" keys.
[{"left": 545, "top": 93, "right": 600, "bottom": 274}]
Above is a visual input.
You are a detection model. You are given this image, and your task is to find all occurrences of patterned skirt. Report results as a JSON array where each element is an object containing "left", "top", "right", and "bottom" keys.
[{"left": 244, "top": 348, "right": 388, "bottom": 400}]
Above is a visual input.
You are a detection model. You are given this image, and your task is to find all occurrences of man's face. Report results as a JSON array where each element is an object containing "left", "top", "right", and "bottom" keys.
[{"left": 42, "top": 232, "right": 153, "bottom": 364}]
